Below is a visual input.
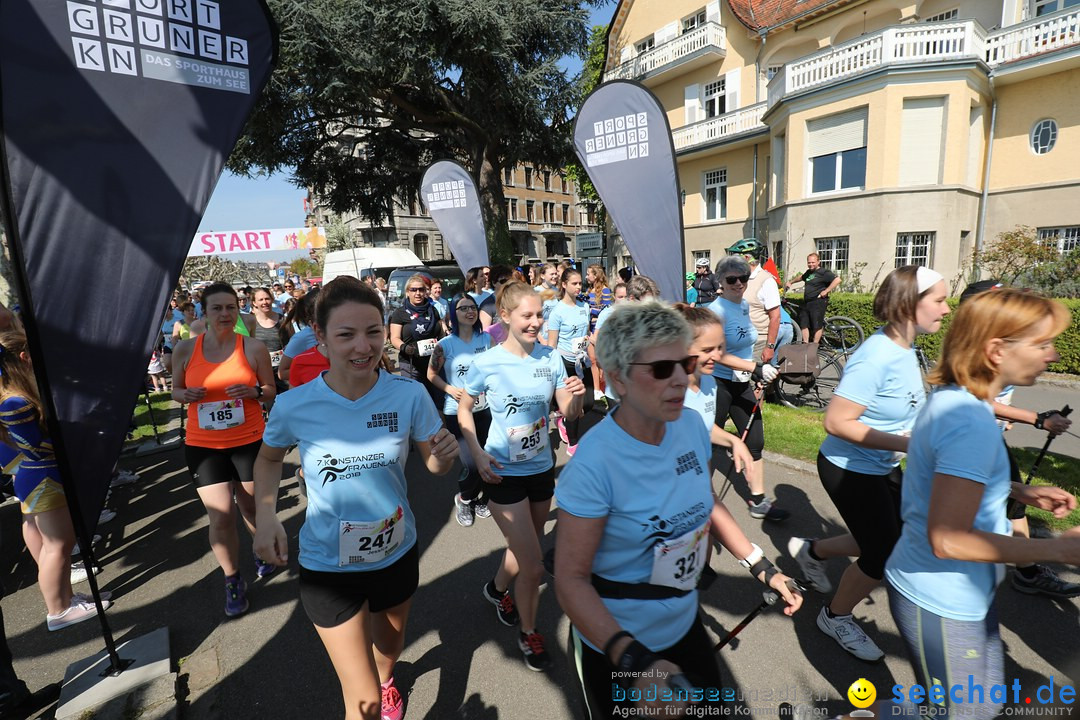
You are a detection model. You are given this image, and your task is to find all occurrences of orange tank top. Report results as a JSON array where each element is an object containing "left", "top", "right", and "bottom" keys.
[{"left": 185, "top": 334, "right": 265, "bottom": 449}]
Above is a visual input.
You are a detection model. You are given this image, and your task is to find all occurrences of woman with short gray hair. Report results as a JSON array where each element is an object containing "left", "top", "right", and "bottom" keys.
[
  {"left": 555, "top": 300, "right": 802, "bottom": 718},
  {"left": 706, "top": 255, "right": 787, "bottom": 521}
]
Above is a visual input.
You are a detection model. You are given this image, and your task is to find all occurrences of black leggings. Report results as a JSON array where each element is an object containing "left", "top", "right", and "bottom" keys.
[
  {"left": 444, "top": 411, "right": 491, "bottom": 503},
  {"left": 817, "top": 453, "right": 902, "bottom": 580},
  {"left": 570, "top": 614, "right": 724, "bottom": 718},
  {"left": 713, "top": 377, "right": 764, "bottom": 460},
  {"left": 184, "top": 440, "right": 261, "bottom": 488},
  {"left": 561, "top": 357, "right": 595, "bottom": 446},
  {"left": 398, "top": 358, "right": 443, "bottom": 409}
]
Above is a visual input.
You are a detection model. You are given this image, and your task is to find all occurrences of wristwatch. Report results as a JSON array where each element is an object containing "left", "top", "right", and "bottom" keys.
[
  {"left": 766, "top": 342, "right": 777, "bottom": 349},
  {"left": 254, "top": 384, "right": 264, "bottom": 399}
]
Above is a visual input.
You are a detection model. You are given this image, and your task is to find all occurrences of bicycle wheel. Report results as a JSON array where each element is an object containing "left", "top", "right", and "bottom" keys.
[
  {"left": 774, "top": 350, "right": 844, "bottom": 412},
  {"left": 821, "top": 316, "right": 864, "bottom": 356}
]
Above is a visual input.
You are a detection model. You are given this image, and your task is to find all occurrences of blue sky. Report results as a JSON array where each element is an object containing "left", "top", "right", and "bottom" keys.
[{"left": 198, "top": 1, "right": 616, "bottom": 239}]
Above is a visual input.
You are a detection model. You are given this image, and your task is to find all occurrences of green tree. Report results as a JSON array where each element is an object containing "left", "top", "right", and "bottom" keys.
[
  {"left": 974, "top": 225, "right": 1057, "bottom": 285},
  {"left": 563, "top": 24, "right": 607, "bottom": 232},
  {"left": 230, "top": 0, "right": 595, "bottom": 262},
  {"left": 288, "top": 258, "right": 321, "bottom": 280}
]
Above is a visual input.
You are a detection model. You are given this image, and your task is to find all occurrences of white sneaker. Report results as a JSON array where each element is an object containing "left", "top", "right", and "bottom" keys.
[
  {"left": 788, "top": 537, "right": 832, "bottom": 593},
  {"left": 816, "top": 607, "right": 884, "bottom": 661},
  {"left": 47, "top": 596, "right": 110, "bottom": 631},
  {"left": 98, "top": 508, "right": 117, "bottom": 525},
  {"left": 69, "top": 561, "right": 100, "bottom": 585},
  {"left": 71, "top": 535, "right": 101, "bottom": 557}
]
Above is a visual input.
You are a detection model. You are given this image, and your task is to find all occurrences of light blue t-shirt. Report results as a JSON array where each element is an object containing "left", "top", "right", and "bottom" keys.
[
  {"left": 555, "top": 410, "right": 714, "bottom": 652},
  {"left": 464, "top": 344, "right": 567, "bottom": 476},
  {"left": 548, "top": 299, "right": 591, "bottom": 361},
  {"left": 262, "top": 371, "right": 443, "bottom": 573},
  {"left": 283, "top": 326, "right": 317, "bottom": 358},
  {"left": 437, "top": 331, "right": 492, "bottom": 415},
  {"left": 469, "top": 290, "right": 492, "bottom": 306},
  {"left": 707, "top": 297, "right": 756, "bottom": 381},
  {"left": 594, "top": 304, "right": 616, "bottom": 335},
  {"left": 819, "top": 330, "right": 925, "bottom": 475},
  {"left": 683, "top": 374, "right": 717, "bottom": 432},
  {"left": 541, "top": 297, "right": 559, "bottom": 336},
  {"left": 885, "top": 386, "right": 1011, "bottom": 621},
  {"left": 432, "top": 297, "right": 449, "bottom": 319}
]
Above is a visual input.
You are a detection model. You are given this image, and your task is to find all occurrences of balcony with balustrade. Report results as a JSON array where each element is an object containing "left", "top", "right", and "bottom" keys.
[
  {"left": 604, "top": 22, "right": 726, "bottom": 86},
  {"left": 673, "top": 102, "right": 769, "bottom": 155},
  {"left": 766, "top": 8, "right": 1080, "bottom": 109}
]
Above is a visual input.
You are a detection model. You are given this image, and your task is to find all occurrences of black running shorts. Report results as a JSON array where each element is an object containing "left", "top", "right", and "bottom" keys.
[
  {"left": 184, "top": 440, "right": 262, "bottom": 488},
  {"left": 298, "top": 545, "right": 419, "bottom": 627},
  {"left": 483, "top": 468, "right": 556, "bottom": 506}
]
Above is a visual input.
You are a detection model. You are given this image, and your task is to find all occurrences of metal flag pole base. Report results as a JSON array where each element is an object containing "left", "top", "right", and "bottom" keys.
[{"left": 54, "top": 627, "right": 173, "bottom": 720}]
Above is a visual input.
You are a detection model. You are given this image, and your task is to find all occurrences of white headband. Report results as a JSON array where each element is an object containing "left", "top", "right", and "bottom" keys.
[{"left": 916, "top": 267, "right": 944, "bottom": 294}]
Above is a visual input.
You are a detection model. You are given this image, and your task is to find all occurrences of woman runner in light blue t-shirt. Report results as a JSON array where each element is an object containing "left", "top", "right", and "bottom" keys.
[
  {"left": 427, "top": 295, "right": 493, "bottom": 528},
  {"left": 874, "top": 289, "right": 1080, "bottom": 719},
  {"left": 547, "top": 267, "right": 594, "bottom": 455},
  {"left": 253, "top": 277, "right": 459, "bottom": 720},
  {"left": 458, "top": 281, "right": 586, "bottom": 673}
]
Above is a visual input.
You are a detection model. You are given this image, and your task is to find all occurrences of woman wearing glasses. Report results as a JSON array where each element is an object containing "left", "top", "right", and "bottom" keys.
[
  {"left": 427, "top": 297, "right": 493, "bottom": 528},
  {"left": 706, "top": 256, "right": 786, "bottom": 522},
  {"left": 389, "top": 275, "right": 444, "bottom": 406},
  {"left": 554, "top": 300, "right": 802, "bottom": 718}
]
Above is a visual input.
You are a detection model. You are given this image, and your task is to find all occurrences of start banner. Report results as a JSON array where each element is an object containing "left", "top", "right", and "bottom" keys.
[{"left": 189, "top": 225, "right": 327, "bottom": 256}]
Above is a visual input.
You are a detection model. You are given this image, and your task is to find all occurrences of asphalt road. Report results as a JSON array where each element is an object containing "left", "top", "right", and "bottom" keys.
[{"left": 2, "top": 398, "right": 1079, "bottom": 719}]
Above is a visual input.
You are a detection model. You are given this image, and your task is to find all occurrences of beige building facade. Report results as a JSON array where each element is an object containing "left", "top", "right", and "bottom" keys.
[{"left": 603, "top": 0, "right": 1080, "bottom": 288}]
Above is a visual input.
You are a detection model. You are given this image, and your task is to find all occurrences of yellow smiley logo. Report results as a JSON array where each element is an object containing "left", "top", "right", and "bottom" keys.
[{"left": 847, "top": 678, "right": 876, "bottom": 709}]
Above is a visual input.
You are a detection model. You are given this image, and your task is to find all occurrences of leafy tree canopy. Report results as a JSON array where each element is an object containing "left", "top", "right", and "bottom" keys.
[
  {"left": 230, "top": 0, "right": 596, "bottom": 259},
  {"left": 563, "top": 24, "right": 607, "bottom": 225}
]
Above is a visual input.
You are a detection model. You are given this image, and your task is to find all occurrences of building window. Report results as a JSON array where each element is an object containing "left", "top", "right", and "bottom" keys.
[
  {"left": 1031, "top": 119, "right": 1058, "bottom": 155},
  {"left": 682, "top": 9, "right": 707, "bottom": 33},
  {"left": 543, "top": 170, "right": 551, "bottom": 191},
  {"left": 811, "top": 148, "right": 866, "bottom": 193},
  {"left": 526, "top": 200, "right": 535, "bottom": 222},
  {"left": 773, "top": 241, "right": 784, "bottom": 269},
  {"left": 509, "top": 198, "right": 518, "bottom": 220},
  {"left": 504, "top": 167, "right": 514, "bottom": 186},
  {"left": 635, "top": 36, "right": 655, "bottom": 54},
  {"left": 925, "top": 8, "right": 959, "bottom": 21},
  {"left": 1035, "top": 0, "right": 1080, "bottom": 17},
  {"left": 808, "top": 108, "right": 868, "bottom": 194},
  {"left": 895, "top": 232, "right": 934, "bottom": 267},
  {"left": 1039, "top": 226, "right": 1080, "bottom": 254},
  {"left": 414, "top": 234, "right": 429, "bottom": 260},
  {"left": 543, "top": 202, "right": 555, "bottom": 223},
  {"left": 704, "top": 79, "right": 726, "bottom": 118},
  {"left": 562, "top": 204, "right": 570, "bottom": 225},
  {"left": 524, "top": 167, "right": 533, "bottom": 188},
  {"left": 766, "top": 65, "right": 783, "bottom": 81},
  {"left": 814, "top": 236, "right": 849, "bottom": 270},
  {"left": 703, "top": 169, "right": 727, "bottom": 221}
]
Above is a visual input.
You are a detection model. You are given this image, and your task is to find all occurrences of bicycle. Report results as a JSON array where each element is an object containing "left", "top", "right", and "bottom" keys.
[
  {"left": 778, "top": 295, "right": 865, "bottom": 358},
  {"left": 772, "top": 344, "right": 845, "bottom": 412}
]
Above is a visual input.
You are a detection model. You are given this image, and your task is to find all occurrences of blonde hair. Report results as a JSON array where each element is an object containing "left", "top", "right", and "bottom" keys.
[
  {"left": 496, "top": 281, "right": 538, "bottom": 317},
  {"left": 929, "top": 289, "right": 1070, "bottom": 400},
  {"left": 587, "top": 263, "right": 609, "bottom": 293}
]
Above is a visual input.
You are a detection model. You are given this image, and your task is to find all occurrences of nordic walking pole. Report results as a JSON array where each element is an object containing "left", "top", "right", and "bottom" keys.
[
  {"left": 713, "top": 579, "right": 803, "bottom": 652},
  {"left": 718, "top": 379, "right": 769, "bottom": 501},
  {"left": 1027, "top": 405, "right": 1071, "bottom": 484}
]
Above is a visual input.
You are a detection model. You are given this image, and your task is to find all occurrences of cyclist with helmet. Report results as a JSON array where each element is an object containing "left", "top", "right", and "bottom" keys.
[{"left": 691, "top": 258, "right": 719, "bottom": 305}]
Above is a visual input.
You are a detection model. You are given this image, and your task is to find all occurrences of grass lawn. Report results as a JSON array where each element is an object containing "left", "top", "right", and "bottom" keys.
[
  {"left": 727, "top": 401, "right": 1080, "bottom": 532},
  {"left": 129, "top": 391, "right": 177, "bottom": 441}
]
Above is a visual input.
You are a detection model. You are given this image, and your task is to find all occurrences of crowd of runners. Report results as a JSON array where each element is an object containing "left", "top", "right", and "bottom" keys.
[{"left": 1, "top": 250, "right": 1079, "bottom": 720}]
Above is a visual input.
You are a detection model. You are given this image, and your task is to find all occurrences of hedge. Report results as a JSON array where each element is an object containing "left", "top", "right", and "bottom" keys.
[{"left": 787, "top": 294, "right": 1080, "bottom": 375}]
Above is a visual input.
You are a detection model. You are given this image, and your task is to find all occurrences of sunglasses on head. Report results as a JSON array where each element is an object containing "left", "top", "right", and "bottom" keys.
[
  {"left": 628, "top": 355, "right": 698, "bottom": 379},
  {"left": 725, "top": 274, "right": 750, "bottom": 285}
]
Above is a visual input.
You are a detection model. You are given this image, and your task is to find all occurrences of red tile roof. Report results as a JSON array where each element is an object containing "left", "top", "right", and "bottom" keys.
[{"left": 727, "top": 0, "right": 855, "bottom": 32}]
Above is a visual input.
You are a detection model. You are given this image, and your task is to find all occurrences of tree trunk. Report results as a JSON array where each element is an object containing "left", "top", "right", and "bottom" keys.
[{"left": 476, "top": 142, "right": 511, "bottom": 264}]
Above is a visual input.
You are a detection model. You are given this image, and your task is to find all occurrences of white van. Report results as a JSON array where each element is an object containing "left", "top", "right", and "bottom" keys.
[{"left": 321, "top": 248, "right": 424, "bottom": 285}]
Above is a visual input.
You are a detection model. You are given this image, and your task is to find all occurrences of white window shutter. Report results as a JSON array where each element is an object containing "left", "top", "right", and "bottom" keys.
[
  {"left": 620, "top": 46, "right": 632, "bottom": 63},
  {"left": 725, "top": 67, "right": 741, "bottom": 111},
  {"left": 806, "top": 108, "right": 868, "bottom": 156},
  {"left": 656, "top": 21, "right": 678, "bottom": 45},
  {"left": 899, "top": 97, "right": 945, "bottom": 186},
  {"left": 684, "top": 84, "right": 700, "bottom": 125},
  {"left": 706, "top": 1, "right": 721, "bottom": 23}
]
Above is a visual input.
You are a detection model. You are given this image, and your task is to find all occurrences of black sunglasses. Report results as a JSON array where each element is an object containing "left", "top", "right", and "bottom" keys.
[
  {"left": 628, "top": 355, "right": 698, "bottom": 379},
  {"left": 724, "top": 275, "right": 750, "bottom": 285}
]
